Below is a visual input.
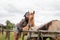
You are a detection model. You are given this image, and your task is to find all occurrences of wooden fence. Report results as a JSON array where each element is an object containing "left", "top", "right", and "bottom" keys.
[
  {"left": 0, "top": 29, "right": 60, "bottom": 40},
  {"left": 24, "top": 30, "right": 60, "bottom": 40}
]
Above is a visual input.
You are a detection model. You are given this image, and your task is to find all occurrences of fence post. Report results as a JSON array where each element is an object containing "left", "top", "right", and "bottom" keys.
[
  {"left": 5, "top": 29, "right": 10, "bottom": 40},
  {"left": 26, "top": 31, "right": 31, "bottom": 40},
  {"left": 37, "top": 30, "right": 40, "bottom": 40},
  {"left": 41, "top": 33, "right": 43, "bottom": 40},
  {"left": 37, "top": 30, "right": 43, "bottom": 40}
]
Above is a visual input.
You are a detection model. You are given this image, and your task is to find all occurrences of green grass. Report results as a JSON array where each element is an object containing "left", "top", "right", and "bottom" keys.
[
  {"left": 0, "top": 32, "right": 50, "bottom": 40},
  {"left": 0, "top": 32, "right": 6, "bottom": 40},
  {"left": 46, "top": 38, "right": 50, "bottom": 40},
  {"left": 0, "top": 32, "right": 27, "bottom": 40}
]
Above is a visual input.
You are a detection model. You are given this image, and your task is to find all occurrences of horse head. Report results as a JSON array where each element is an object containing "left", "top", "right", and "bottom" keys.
[
  {"left": 23, "top": 10, "right": 35, "bottom": 31},
  {"left": 24, "top": 10, "right": 35, "bottom": 21}
]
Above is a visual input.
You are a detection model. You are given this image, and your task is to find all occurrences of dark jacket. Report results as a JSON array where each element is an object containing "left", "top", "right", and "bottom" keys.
[{"left": 16, "top": 18, "right": 28, "bottom": 32}]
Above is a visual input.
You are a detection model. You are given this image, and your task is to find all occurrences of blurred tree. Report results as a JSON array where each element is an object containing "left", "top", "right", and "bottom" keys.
[
  {"left": 5, "top": 20, "right": 15, "bottom": 40},
  {"left": 6, "top": 20, "right": 15, "bottom": 30}
]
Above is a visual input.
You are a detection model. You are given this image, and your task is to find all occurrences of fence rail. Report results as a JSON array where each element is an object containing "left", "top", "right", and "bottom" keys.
[
  {"left": 1, "top": 29, "right": 60, "bottom": 33},
  {"left": 23, "top": 30, "right": 60, "bottom": 40},
  {"left": 0, "top": 29, "right": 60, "bottom": 40}
]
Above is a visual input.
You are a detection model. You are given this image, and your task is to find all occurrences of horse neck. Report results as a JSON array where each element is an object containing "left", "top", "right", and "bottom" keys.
[{"left": 28, "top": 17, "right": 35, "bottom": 27}]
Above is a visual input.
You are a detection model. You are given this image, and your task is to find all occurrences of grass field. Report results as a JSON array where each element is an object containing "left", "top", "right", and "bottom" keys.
[
  {"left": 0, "top": 32, "right": 50, "bottom": 40},
  {"left": 0, "top": 32, "right": 27, "bottom": 40}
]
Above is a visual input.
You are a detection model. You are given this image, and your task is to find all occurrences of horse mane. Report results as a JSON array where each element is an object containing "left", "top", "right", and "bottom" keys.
[{"left": 38, "top": 20, "right": 59, "bottom": 30}]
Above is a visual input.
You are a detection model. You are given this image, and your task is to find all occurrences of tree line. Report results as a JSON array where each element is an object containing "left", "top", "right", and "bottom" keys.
[{"left": 0, "top": 20, "right": 15, "bottom": 30}]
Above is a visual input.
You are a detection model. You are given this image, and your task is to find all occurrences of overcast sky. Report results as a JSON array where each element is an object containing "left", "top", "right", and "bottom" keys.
[{"left": 0, "top": 0, "right": 60, "bottom": 26}]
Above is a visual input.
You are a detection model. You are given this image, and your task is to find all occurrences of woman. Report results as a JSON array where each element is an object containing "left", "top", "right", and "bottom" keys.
[{"left": 13, "top": 11, "right": 35, "bottom": 40}]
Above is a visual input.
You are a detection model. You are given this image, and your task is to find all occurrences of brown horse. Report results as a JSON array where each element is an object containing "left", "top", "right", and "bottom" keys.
[
  {"left": 14, "top": 11, "right": 35, "bottom": 40},
  {"left": 27, "top": 20, "right": 60, "bottom": 40},
  {"left": 21, "top": 11, "right": 35, "bottom": 40},
  {"left": 38, "top": 20, "right": 60, "bottom": 40}
]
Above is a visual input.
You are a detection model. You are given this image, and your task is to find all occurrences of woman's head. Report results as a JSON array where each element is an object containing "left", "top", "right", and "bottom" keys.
[{"left": 24, "top": 10, "right": 35, "bottom": 20}]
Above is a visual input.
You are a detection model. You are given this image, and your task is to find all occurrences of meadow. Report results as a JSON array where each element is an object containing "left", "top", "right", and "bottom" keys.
[
  {"left": 0, "top": 32, "right": 50, "bottom": 40},
  {"left": 0, "top": 32, "right": 27, "bottom": 40}
]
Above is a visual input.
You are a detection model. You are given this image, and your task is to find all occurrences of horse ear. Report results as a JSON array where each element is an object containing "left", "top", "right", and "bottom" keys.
[{"left": 33, "top": 11, "right": 35, "bottom": 14}]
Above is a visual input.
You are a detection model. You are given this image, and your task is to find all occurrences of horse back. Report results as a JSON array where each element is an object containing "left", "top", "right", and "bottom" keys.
[{"left": 48, "top": 20, "right": 60, "bottom": 31}]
